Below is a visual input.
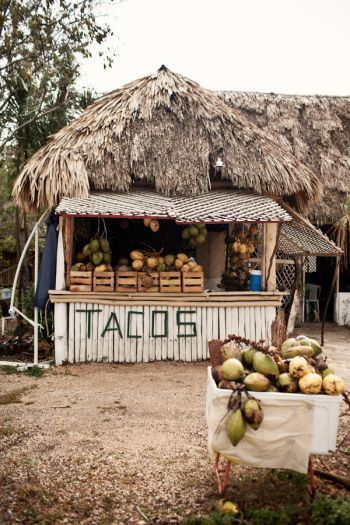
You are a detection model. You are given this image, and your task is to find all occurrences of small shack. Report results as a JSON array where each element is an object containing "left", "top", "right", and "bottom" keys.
[{"left": 13, "top": 66, "right": 333, "bottom": 365}]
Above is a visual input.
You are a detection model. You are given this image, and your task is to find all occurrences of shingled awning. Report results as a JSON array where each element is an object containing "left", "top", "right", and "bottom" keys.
[
  {"left": 278, "top": 207, "right": 342, "bottom": 257},
  {"left": 55, "top": 189, "right": 292, "bottom": 223}
]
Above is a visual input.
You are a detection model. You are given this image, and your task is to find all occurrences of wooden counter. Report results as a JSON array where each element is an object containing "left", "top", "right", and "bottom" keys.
[{"left": 51, "top": 290, "right": 286, "bottom": 365}]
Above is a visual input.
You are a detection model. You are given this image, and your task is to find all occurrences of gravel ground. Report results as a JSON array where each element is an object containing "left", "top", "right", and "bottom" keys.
[{"left": 0, "top": 346, "right": 349, "bottom": 524}]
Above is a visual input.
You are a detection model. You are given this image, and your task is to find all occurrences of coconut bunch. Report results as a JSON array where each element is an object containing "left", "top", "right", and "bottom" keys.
[
  {"left": 181, "top": 224, "right": 208, "bottom": 249},
  {"left": 143, "top": 218, "right": 160, "bottom": 232},
  {"left": 211, "top": 334, "right": 346, "bottom": 448},
  {"left": 221, "top": 224, "right": 258, "bottom": 292},
  {"left": 129, "top": 250, "right": 203, "bottom": 273},
  {"left": 72, "top": 237, "right": 112, "bottom": 271}
]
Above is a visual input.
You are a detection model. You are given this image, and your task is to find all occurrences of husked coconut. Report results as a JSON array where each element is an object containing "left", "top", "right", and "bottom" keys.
[
  {"left": 299, "top": 373, "right": 322, "bottom": 394},
  {"left": 289, "top": 356, "right": 313, "bottom": 379},
  {"left": 322, "top": 374, "right": 345, "bottom": 395}
]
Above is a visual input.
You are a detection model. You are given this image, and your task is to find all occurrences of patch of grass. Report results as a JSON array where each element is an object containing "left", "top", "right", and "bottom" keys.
[
  {"left": 310, "top": 495, "right": 350, "bottom": 525},
  {"left": 24, "top": 365, "right": 44, "bottom": 378},
  {"left": 0, "top": 365, "right": 18, "bottom": 375},
  {"left": 0, "top": 424, "right": 17, "bottom": 437},
  {"left": 185, "top": 496, "right": 350, "bottom": 525},
  {"left": 0, "top": 385, "right": 36, "bottom": 405}
]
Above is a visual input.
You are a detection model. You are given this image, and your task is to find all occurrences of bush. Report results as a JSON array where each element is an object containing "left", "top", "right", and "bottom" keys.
[{"left": 310, "top": 495, "right": 350, "bottom": 525}]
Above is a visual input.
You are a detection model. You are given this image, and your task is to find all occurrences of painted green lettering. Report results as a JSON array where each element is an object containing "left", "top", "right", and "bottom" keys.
[
  {"left": 176, "top": 309, "right": 197, "bottom": 337},
  {"left": 76, "top": 307, "right": 102, "bottom": 338},
  {"left": 101, "top": 312, "right": 123, "bottom": 338},
  {"left": 127, "top": 311, "right": 144, "bottom": 339},
  {"left": 151, "top": 310, "right": 168, "bottom": 338}
]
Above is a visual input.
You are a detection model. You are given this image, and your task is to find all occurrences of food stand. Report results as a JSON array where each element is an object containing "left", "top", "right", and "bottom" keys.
[
  {"left": 49, "top": 189, "right": 291, "bottom": 364},
  {"left": 12, "top": 66, "right": 324, "bottom": 365}
]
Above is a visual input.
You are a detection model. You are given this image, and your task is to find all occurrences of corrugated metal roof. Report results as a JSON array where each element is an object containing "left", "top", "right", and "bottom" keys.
[{"left": 55, "top": 189, "right": 292, "bottom": 223}]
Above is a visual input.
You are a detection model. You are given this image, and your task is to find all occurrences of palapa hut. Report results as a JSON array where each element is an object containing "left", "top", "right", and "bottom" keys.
[
  {"left": 12, "top": 66, "right": 340, "bottom": 365},
  {"left": 219, "top": 91, "right": 349, "bottom": 321}
]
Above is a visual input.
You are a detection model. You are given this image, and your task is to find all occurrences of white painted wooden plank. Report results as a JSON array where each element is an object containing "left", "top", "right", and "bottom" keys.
[
  {"left": 68, "top": 303, "right": 75, "bottom": 364},
  {"left": 255, "top": 306, "right": 262, "bottom": 341},
  {"left": 135, "top": 305, "right": 144, "bottom": 362},
  {"left": 119, "top": 306, "right": 126, "bottom": 362},
  {"left": 219, "top": 307, "right": 226, "bottom": 340},
  {"left": 212, "top": 307, "right": 219, "bottom": 340},
  {"left": 200, "top": 307, "right": 209, "bottom": 359},
  {"left": 238, "top": 307, "right": 245, "bottom": 338},
  {"left": 107, "top": 306, "right": 114, "bottom": 362},
  {"left": 79, "top": 302, "right": 87, "bottom": 362},
  {"left": 206, "top": 306, "right": 213, "bottom": 345},
  {"left": 128, "top": 308, "right": 137, "bottom": 363},
  {"left": 154, "top": 308, "right": 163, "bottom": 361},
  {"left": 225, "top": 307, "right": 233, "bottom": 339},
  {"left": 173, "top": 306, "right": 180, "bottom": 361},
  {"left": 92, "top": 303, "right": 99, "bottom": 362},
  {"left": 167, "top": 306, "right": 174, "bottom": 360},
  {"left": 149, "top": 307, "right": 156, "bottom": 362},
  {"left": 244, "top": 307, "right": 250, "bottom": 340},
  {"left": 232, "top": 307, "right": 239, "bottom": 337},
  {"left": 161, "top": 306, "right": 168, "bottom": 360},
  {"left": 101, "top": 305, "right": 108, "bottom": 361},
  {"left": 196, "top": 306, "right": 202, "bottom": 361},
  {"left": 249, "top": 306, "right": 255, "bottom": 341},
  {"left": 178, "top": 307, "right": 186, "bottom": 361},
  {"left": 143, "top": 306, "right": 150, "bottom": 362}
]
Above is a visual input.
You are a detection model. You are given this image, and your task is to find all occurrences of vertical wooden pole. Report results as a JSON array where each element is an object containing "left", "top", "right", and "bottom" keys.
[
  {"left": 64, "top": 215, "right": 74, "bottom": 288},
  {"left": 55, "top": 216, "right": 68, "bottom": 365},
  {"left": 263, "top": 223, "right": 278, "bottom": 291}
]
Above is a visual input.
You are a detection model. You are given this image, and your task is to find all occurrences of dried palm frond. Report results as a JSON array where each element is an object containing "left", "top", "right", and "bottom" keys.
[
  {"left": 328, "top": 195, "right": 350, "bottom": 268},
  {"left": 13, "top": 66, "right": 322, "bottom": 211},
  {"left": 219, "top": 91, "right": 350, "bottom": 225}
]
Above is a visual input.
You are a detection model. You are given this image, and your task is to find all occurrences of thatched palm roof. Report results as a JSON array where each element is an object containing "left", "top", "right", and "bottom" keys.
[
  {"left": 219, "top": 91, "right": 350, "bottom": 224},
  {"left": 13, "top": 66, "right": 322, "bottom": 211}
]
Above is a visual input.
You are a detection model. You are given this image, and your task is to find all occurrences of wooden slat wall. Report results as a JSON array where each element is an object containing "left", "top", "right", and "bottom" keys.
[{"left": 66, "top": 304, "right": 277, "bottom": 363}]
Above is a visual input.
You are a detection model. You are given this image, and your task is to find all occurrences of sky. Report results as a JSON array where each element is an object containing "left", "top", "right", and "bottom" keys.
[{"left": 79, "top": 0, "right": 350, "bottom": 96}]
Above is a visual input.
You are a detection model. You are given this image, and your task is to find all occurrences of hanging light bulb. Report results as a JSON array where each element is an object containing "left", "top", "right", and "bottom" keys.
[{"left": 214, "top": 157, "right": 224, "bottom": 169}]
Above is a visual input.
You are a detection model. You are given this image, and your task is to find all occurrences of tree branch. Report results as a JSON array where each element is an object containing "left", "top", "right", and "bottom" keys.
[{"left": 0, "top": 101, "right": 68, "bottom": 152}]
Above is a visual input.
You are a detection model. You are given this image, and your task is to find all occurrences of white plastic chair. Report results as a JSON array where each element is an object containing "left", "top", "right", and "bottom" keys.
[{"left": 305, "top": 283, "right": 321, "bottom": 322}]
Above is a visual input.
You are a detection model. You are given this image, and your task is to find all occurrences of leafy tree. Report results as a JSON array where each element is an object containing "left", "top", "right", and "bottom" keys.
[
  {"left": 0, "top": 0, "right": 113, "bottom": 151},
  {"left": 0, "top": 0, "right": 113, "bottom": 304}
]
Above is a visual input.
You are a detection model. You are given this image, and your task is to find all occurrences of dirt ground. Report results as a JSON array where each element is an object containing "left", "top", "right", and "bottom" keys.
[{"left": 0, "top": 323, "right": 349, "bottom": 524}]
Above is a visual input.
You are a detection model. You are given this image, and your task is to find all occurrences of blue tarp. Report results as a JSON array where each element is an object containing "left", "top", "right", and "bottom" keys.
[{"left": 34, "top": 212, "right": 58, "bottom": 309}]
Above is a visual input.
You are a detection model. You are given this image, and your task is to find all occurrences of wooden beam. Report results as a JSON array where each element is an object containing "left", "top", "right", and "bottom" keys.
[
  {"left": 63, "top": 216, "right": 74, "bottom": 288},
  {"left": 262, "top": 223, "right": 278, "bottom": 291}
]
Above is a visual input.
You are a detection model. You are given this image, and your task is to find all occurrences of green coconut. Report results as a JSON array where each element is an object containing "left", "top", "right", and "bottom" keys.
[
  {"left": 242, "top": 347, "right": 257, "bottom": 367},
  {"left": 92, "top": 251, "right": 103, "bottom": 265},
  {"left": 89, "top": 239, "right": 100, "bottom": 253},
  {"left": 244, "top": 372, "right": 270, "bottom": 392},
  {"left": 253, "top": 351, "right": 279, "bottom": 380},
  {"left": 181, "top": 228, "right": 191, "bottom": 240},
  {"left": 82, "top": 244, "right": 92, "bottom": 257},
  {"left": 221, "top": 358, "right": 244, "bottom": 381},
  {"left": 100, "top": 238, "right": 110, "bottom": 253},
  {"left": 189, "top": 226, "right": 199, "bottom": 238},
  {"left": 103, "top": 252, "right": 112, "bottom": 264}
]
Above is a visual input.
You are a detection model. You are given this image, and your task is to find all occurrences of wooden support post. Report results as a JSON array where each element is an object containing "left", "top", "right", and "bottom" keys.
[
  {"left": 55, "top": 216, "right": 68, "bottom": 365},
  {"left": 263, "top": 223, "right": 278, "bottom": 291},
  {"left": 64, "top": 216, "right": 74, "bottom": 288}
]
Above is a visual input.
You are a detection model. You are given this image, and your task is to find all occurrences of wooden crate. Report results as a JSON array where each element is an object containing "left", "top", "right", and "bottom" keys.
[
  {"left": 137, "top": 272, "right": 159, "bottom": 293},
  {"left": 182, "top": 271, "right": 204, "bottom": 293},
  {"left": 93, "top": 272, "right": 115, "bottom": 292},
  {"left": 116, "top": 271, "right": 138, "bottom": 293},
  {"left": 159, "top": 272, "right": 181, "bottom": 293},
  {"left": 69, "top": 271, "right": 92, "bottom": 292}
]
